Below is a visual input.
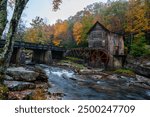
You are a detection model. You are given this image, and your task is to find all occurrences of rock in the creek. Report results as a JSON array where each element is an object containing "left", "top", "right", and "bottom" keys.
[
  {"left": 91, "top": 75, "right": 103, "bottom": 80},
  {"left": 144, "top": 62, "right": 150, "bottom": 67},
  {"left": 8, "top": 90, "right": 33, "bottom": 100},
  {"left": 79, "top": 68, "right": 106, "bottom": 75},
  {"left": 34, "top": 66, "right": 48, "bottom": 82},
  {"left": 106, "top": 74, "right": 118, "bottom": 80},
  {"left": 136, "top": 75, "right": 150, "bottom": 84},
  {"left": 128, "top": 75, "right": 150, "bottom": 89},
  {"left": 62, "top": 74, "right": 68, "bottom": 79},
  {"left": 6, "top": 67, "right": 39, "bottom": 82},
  {"left": 48, "top": 87, "right": 64, "bottom": 96},
  {"left": 89, "top": 84, "right": 117, "bottom": 93},
  {"left": 5, "top": 75, "right": 13, "bottom": 81},
  {"left": 4, "top": 80, "right": 36, "bottom": 91},
  {"left": 134, "top": 75, "right": 150, "bottom": 88}
]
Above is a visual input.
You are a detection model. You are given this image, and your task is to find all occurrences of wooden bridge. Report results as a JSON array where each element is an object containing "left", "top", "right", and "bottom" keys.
[{"left": 0, "top": 40, "right": 65, "bottom": 64}]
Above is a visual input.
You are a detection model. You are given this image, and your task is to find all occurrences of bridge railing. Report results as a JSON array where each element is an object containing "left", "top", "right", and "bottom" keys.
[{"left": 0, "top": 40, "right": 65, "bottom": 51}]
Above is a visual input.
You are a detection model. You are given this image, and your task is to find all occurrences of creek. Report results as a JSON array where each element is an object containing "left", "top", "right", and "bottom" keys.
[{"left": 42, "top": 65, "right": 150, "bottom": 100}]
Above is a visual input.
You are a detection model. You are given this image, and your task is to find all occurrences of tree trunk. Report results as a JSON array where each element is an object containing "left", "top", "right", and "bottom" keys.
[
  {"left": 0, "top": 0, "right": 7, "bottom": 39},
  {"left": 0, "top": 0, "right": 29, "bottom": 80}
]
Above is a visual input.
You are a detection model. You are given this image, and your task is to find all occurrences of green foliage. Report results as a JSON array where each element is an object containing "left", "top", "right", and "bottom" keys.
[
  {"left": 61, "top": 38, "right": 78, "bottom": 49},
  {"left": 80, "top": 15, "right": 93, "bottom": 46},
  {"left": 0, "top": 84, "right": 8, "bottom": 99},
  {"left": 66, "top": 57, "right": 81, "bottom": 61},
  {"left": 130, "top": 35, "right": 150, "bottom": 57},
  {"left": 114, "top": 68, "right": 135, "bottom": 76},
  {"left": 59, "top": 58, "right": 85, "bottom": 70},
  {"left": 102, "top": 0, "right": 128, "bottom": 32}
]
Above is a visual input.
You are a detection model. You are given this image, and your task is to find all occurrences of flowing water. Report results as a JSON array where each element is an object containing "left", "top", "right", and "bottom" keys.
[{"left": 42, "top": 65, "right": 150, "bottom": 100}]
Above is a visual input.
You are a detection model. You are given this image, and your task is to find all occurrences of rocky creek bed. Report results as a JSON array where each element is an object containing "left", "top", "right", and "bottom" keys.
[
  {"left": 4, "top": 65, "right": 61, "bottom": 100},
  {"left": 3, "top": 64, "right": 150, "bottom": 100}
]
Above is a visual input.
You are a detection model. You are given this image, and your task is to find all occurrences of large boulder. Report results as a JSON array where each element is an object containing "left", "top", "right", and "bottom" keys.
[
  {"left": 34, "top": 66, "right": 48, "bottom": 82},
  {"left": 6, "top": 67, "right": 39, "bottom": 82},
  {"left": 4, "top": 80, "right": 36, "bottom": 91},
  {"left": 125, "top": 56, "right": 150, "bottom": 77}
]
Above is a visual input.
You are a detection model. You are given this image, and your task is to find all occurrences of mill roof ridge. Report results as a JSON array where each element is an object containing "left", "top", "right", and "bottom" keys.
[{"left": 87, "top": 21, "right": 123, "bottom": 35}]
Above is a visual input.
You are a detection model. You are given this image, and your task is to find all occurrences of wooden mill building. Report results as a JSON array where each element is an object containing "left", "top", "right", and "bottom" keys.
[
  {"left": 87, "top": 21, "right": 125, "bottom": 68},
  {"left": 87, "top": 21, "right": 124, "bottom": 56}
]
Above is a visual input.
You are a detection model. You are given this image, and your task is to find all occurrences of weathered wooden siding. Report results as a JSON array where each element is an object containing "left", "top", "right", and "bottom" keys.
[
  {"left": 107, "top": 33, "right": 124, "bottom": 55},
  {"left": 88, "top": 22, "right": 124, "bottom": 56},
  {"left": 88, "top": 24, "right": 108, "bottom": 50}
]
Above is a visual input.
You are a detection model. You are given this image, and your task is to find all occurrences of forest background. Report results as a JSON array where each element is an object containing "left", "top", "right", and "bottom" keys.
[{"left": 3, "top": 0, "right": 150, "bottom": 57}]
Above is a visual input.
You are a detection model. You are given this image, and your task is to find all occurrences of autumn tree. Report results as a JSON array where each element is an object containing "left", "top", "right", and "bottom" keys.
[
  {"left": 61, "top": 21, "right": 76, "bottom": 48},
  {"left": 73, "top": 22, "right": 83, "bottom": 45},
  {"left": 125, "top": 0, "right": 149, "bottom": 33},
  {"left": 24, "top": 17, "right": 49, "bottom": 44},
  {"left": 52, "top": 20, "right": 68, "bottom": 46},
  {"left": 72, "top": 13, "right": 93, "bottom": 47},
  {"left": 125, "top": 0, "right": 150, "bottom": 56}
]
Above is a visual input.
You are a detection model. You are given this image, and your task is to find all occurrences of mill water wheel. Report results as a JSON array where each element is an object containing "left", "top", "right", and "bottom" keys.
[
  {"left": 88, "top": 49, "right": 109, "bottom": 68},
  {"left": 65, "top": 48, "right": 110, "bottom": 68}
]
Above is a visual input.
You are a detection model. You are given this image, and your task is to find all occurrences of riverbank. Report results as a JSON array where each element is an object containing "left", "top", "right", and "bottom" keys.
[
  {"left": 54, "top": 58, "right": 150, "bottom": 93},
  {"left": 1, "top": 56, "right": 150, "bottom": 100}
]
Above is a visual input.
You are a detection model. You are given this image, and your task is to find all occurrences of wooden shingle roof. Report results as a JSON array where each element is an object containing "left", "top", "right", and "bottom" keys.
[
  {"left": 87, "top": 21, "right": 123, "bottom": 35},
  {"left": 87, "top": 21, "right": 109, "bottom": 34}
]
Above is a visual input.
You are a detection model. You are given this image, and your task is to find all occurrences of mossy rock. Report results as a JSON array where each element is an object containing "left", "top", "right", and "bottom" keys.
[{"left": 114, "top": 68, "right": 135, "bottom": 77}]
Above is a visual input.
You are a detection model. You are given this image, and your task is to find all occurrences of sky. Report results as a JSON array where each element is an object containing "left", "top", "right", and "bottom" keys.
[{"left": 22, "top": 0, "right": 107, "bottom": 27}]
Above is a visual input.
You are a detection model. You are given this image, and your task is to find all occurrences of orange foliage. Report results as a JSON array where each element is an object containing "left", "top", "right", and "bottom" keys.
[
  {"left": 53, "top": 21, "right": 68, "bottom": 45},
  {"left": 52, "top": 39, "right": 61, "bottom": 46}
]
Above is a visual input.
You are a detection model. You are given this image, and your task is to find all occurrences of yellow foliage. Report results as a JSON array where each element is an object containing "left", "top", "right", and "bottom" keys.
[
  {"left": 24, "top": 25, "right": 54, "bottom": 44},
  {"left": 73, "top": 22, "right": 83, "bottom": 45},
  {"left": 24, "top": 28, "right": 37, "bottom": 43},
  {"left": 126, "top": 0, "right": 150, "bottom": 33}
]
